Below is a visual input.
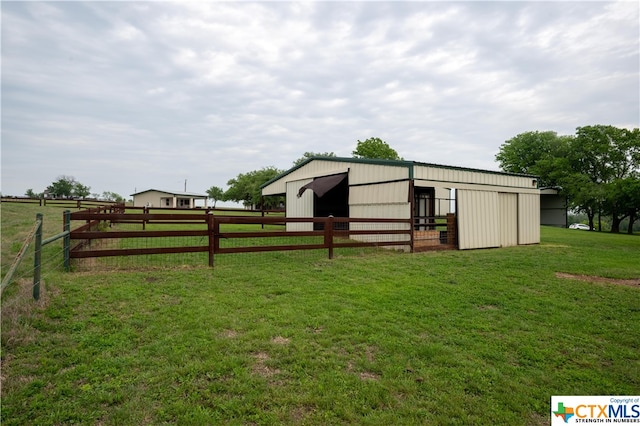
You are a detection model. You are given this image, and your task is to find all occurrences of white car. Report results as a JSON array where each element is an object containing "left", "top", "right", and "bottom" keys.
[{"left": 569, "top": 223, "right": 591, "bottom": 230}]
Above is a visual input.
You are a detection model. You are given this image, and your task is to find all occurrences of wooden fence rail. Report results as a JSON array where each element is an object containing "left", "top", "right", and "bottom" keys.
[
  {"left": 67, "top": 210, "right": 413, "bottom": 267},
  {"left": 1, "top": 197, "right": 123, "bottom": 209}
]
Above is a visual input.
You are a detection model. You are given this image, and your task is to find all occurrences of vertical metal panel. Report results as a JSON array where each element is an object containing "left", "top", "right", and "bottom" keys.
[
  {"left": 457, "top": 190, "right": 500, "bottom": 250},
  {"left": 518, "top": 193, "right": 540, "bottom": 244},
  {"left": 286, "top": 179, "right": 313, "bottom": 231},
  {"left": 499, "top": 193, "right": 518, "bottom": 247}
]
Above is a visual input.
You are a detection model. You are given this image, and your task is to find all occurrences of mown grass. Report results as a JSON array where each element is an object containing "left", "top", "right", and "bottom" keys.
[{"left": 1, "top": 202, "right": 639, "bottom": 425}]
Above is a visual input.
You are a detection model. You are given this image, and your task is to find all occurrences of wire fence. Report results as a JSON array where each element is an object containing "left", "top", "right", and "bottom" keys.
[{"left": 1, "top": 213, "right": 69, "bottom": 351}]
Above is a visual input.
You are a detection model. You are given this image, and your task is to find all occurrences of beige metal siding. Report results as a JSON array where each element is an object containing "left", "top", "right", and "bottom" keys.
[
  {"left": 133, "top": 191, "right": 166, "bottom": 207},
  {"left": 350, "top": 204, "right": 411, "bottom": 219},
  {"left": 499, "top": 193, "right": 518, "bottom": 247},
  {"left": 457, "top": 190, "right": 500, "bottom": 250},
  {"left": 348, "top": 163, "right": 408, "bottom": 185},
  {"left": 414, "top": 165, "right": 536, "bottom": 189},
  {"left": 286, "top": 179, "right": 314, "bottom": 231},
  {"left": 518, "top": 193, "right": 540, "bottom": 244},
  {"left": 349, "top": 181, "right": 408, "bottom": 205}
]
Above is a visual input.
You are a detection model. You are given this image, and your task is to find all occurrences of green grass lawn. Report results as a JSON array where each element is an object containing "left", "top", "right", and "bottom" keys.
[{"left": 1, "top": 202, "right": 639, "bottom": 425}]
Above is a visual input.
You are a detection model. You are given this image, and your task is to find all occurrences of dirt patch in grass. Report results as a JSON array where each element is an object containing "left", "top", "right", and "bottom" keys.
[
  {"left": 252, "top": 352, "right": 280, "bottom": 378},
  {"left": 221, "top": 329, "right": 239, "bottom": 338},
  {"left": 478, "top": 304, "right": 500, "bottom": 311},
  {"left": 271, "top": 336, "right": 290, "bottom": 345},
  {"left": 556, "top": 272, "right": 640, "bottom": 288},
  {"left": 359, "top": 371, "right": 380, "bottom": 381},
  {"left": 289, "top": 404, "right": 316, "bottom": 423}
]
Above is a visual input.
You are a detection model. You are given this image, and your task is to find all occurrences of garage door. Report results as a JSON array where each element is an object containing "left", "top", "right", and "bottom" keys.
[
  {"left": 499, "top": 193, "right": 518, "bottom": 247},
  {"left": 457, "top": 190, "right": 500, "bottom": 250}
]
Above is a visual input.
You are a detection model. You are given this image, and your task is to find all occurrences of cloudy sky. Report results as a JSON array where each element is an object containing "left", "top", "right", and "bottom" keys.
[{"left": 2, "top": 1, "right": 638, "bottom": 202}]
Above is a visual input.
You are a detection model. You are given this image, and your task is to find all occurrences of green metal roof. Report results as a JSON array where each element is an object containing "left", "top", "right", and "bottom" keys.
[{"left": 260, "top": 156, "right": 537, "bottom": 189}]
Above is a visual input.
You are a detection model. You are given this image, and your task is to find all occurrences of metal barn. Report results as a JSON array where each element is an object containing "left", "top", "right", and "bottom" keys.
[{"left": 261, "top": 157, "right": 540, "bottom": 250}]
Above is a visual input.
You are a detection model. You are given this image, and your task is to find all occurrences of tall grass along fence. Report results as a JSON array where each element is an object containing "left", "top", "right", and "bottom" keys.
[
  {"left": 0, "top": 204, "right": 125, "bottom": 300},
  {"left": 1, "top": 213, "right": 69, "bottom": 300},
  {"left": 68, "top": 207, "right": 414, "bottom": 270}
]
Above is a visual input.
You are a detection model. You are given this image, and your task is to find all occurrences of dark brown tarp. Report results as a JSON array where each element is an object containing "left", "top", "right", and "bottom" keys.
[{"left": 297, "top": 173, "right": 347, "bottom": 198}]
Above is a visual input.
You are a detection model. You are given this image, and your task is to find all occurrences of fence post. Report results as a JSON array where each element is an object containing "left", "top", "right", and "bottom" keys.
[
  {"left": 63, "top": 210, "right": 71, "bottom": 271},
  {"left": 33, "top": 213, "right": 43, "bottom": 300},
  {"left": 207, "top": 213, "right": 215, "bottom": 267},
  {"left": 325, "top": 216, "right": 334, "bottom": 259},
  {"left": 143, "top": 206, "right": 147, "bottom": 230},
  {"left": 446, "top": 213, "right": 456, "bottom": 246}
]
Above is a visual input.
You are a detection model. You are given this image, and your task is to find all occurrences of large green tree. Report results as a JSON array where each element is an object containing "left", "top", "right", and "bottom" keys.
[
  {"left": 569, "top": 125, "right": 640, "bottom": 232},
  {"left": 495, "top": 131, "right": 572, "bottom": 187},
  {"left": 46, "top": 176, "right": 90, "bottom": 198},
  {"left": 352, "top": 137, "right": 402, "bottom": 160},
  {"left": 206, "top": 186, "right": 224, "bottom": 208},
  {"left": 496, "top": 125, "right": 640, "bottom": 232},
  {"left": 224, "top": 167, "right": 283, "bottom": 209}
]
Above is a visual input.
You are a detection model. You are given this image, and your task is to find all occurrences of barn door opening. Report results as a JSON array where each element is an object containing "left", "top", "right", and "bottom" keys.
[
  {"left": 414, "top": 187, "right": 435, "bottom": 230},
  {"left": 313, "top": 175, "right": 349, "bottom": 230}
]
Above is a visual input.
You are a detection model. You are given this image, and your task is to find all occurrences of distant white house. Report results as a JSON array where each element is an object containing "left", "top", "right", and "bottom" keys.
[{"left": 131, "top": 189, "right": 208, "bottom": 208}]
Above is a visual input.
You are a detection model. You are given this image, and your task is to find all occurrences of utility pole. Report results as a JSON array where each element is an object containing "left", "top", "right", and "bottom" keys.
[{"left": 184, "top": 179, "right": 187, "bottom": 192}]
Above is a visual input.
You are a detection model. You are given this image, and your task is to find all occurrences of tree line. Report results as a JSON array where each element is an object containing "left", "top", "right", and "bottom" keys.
[
  {"left": 25, "top": 175, "right": 125, "bottom": 203},
  {"left": 496, "top": 125, "right": 640, "bottom": 233}
]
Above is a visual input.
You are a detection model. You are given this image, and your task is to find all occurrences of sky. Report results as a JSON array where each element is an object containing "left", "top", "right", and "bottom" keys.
[{"left": 2, "top": 1, "right": 638, "bottom": 203}]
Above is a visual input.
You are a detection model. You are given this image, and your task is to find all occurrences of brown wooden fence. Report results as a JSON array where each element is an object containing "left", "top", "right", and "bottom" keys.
[
  {"left": 67, "top": 208, "right": 414, "bottom": 267},
  {"left": 1, "top": 196, "right": 123, "bottom": 209}
]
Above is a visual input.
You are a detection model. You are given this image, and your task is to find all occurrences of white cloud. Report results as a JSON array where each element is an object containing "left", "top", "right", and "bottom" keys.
[{"left": 1, "top": 1, "right": 638, "bottom": 198}]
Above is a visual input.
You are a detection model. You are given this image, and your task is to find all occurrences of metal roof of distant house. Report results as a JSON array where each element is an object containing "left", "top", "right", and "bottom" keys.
[{"left": 130, "top": 189, "right": 207, "bottom": 197}]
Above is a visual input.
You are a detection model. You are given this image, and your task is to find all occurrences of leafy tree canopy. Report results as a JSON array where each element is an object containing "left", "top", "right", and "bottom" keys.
[
  {"left": 25, "top": 189, "right": 42, "bottom": 198},
  {"left": 101, "top": 191, "right": 124, "bottom": 203},
  {"left": 206, "top": 186, "right": 224, "bottom": 207},
  {"left": 495, "top": 131, "right": 572, "bottom": 187},
  {"left": 352, "top": 137, "right": 402, "bottom": 160},
  {"left": 46, "top": 176, "right": 91, "bottom": 198},
  {"left": 293, "top": 152, "right": 337, "bottom": 166},
  {"left": 496, "top": 125, "right": 640, "bottom": 232},
  {"left": 224, "top": 167, "right": 283, "bottom": 209}
]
